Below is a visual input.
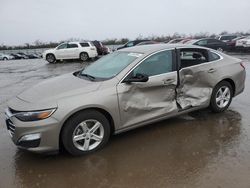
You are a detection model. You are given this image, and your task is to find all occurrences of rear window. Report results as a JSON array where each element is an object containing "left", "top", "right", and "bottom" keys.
[
  {"left": 80, "top": 43, "right": 90, "bottom": 47},
  {"left": 209, "top": 51, "right": 221, "bottom": 61}
]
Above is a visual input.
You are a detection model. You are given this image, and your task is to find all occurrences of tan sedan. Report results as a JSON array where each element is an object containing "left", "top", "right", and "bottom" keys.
[{"left": 5, "top": 44, "right": 246, "bottom": 155}]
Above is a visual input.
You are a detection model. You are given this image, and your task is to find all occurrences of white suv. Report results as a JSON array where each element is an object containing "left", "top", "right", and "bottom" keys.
[
  {"left": 0, "top": 53, "right": 14, "bottom": 61},
  {"left": 43, "top": 42, "right": 98, "bottom": 63}
]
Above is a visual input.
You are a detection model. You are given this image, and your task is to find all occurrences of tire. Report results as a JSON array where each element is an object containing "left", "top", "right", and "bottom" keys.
[
  {"left": 3, "top": 57, "right": 8, "bottom": 61},
  {"left": 46, "top": 54, "right": 56, "bottom": 63},
  {"left": 61, "top": 110, "right": 111, "bottom": 156},
  {"left": 210, "top": 81, "right": 233, "bottom": 113},
  {"left": 80, "top": 52, "right": 89, "bottom": 61}
]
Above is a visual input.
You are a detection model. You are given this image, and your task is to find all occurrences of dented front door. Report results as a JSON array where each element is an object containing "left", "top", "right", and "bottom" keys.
[{"left": 117, "top": 50, "right": 179, "bottom": 129}]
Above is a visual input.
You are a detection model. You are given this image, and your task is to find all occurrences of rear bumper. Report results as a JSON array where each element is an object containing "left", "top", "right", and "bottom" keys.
[
  {"left": 234, "top": 69, "right": 246, "bottom": 97},
  {"left": 88, "top": 50, "right": 98, "bottom": 58}
]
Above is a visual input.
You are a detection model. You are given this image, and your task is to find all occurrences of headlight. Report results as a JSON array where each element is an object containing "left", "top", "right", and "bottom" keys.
[{"left": 14, "top": 109, "right": 56, "bottom": 122}]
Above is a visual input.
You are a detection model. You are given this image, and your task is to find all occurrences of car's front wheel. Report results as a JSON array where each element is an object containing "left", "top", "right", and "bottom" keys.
[
  {"left": 61, "top": 110, "right": 111, "bottom": 156},
  {"left": 210, "top": 81, "right": 233, "bottom": 113},
  {"left": 46, "top": 54, "right": 56, "bottom": 63},
  {"left": 3, "top": 57, "right": 8, "bottom": 61},
  {"left": 80, "top": 52, "right": 89, "bottom": 61}
]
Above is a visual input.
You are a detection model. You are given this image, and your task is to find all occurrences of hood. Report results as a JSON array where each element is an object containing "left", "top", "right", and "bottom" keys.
[
  {"left": 17, "top": 73, "right": 102, "bottom": 104},
  {"left": 45, "top": 48, "right": 55, "bottom": 53}
]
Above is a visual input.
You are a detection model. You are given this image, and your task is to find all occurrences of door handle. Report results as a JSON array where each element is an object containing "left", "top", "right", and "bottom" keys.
[
  {"left": 163, "top": 79, "right": 175, "bottom": 85},
  {"left": 208, "top": 68, "right": 216, "bottom": 73}
]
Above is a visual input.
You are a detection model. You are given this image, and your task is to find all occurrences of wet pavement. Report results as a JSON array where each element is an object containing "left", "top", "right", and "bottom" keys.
[{"left": 0, "top": 56, "right": 250, "bottom": 188}]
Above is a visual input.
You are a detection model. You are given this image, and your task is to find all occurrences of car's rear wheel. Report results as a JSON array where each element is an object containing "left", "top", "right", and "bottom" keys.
[
  {"left": 46, "top": 54, "right": 56, "bottom": 63},
  {"left": 3, "top": 57, "right": 8, "bottom": 61},
  {"left": 210, "top": 81, "right": 233, "bottom": 113},
  {"left": 61, "top": 110, "right": 110, "bottom": 156},
  {"left": 80, "top": 52, "right": 89, "bottom": 61}
]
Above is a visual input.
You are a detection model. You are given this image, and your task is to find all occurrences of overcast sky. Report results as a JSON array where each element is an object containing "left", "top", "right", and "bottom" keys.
[{"left": 0, "top": 0, "right": 250, "bottom": 45}]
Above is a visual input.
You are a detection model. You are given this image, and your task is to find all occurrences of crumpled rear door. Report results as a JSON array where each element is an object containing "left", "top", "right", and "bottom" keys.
[{"left": 176, "top": 48, "right": 217, "bottom": 109}]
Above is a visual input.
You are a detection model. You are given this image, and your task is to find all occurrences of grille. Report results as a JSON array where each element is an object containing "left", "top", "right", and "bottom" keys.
[{"left": 6, "top": 119, "right": 15, "bottom": 137}]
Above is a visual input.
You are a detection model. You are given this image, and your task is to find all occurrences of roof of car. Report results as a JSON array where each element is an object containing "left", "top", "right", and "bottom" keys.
[{"left": 119, "top": 43, "right": 204, "bottom": 54}]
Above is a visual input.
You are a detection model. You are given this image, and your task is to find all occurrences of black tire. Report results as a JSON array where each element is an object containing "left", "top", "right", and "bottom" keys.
[
  {"left": 80, "top": 52, "right": 89, "bottom": 61},
  {"left": 61, "top": 110, "right": 111, "bottom": 156},
  {"left": 210, "top": 81, "right": 233, "bottom": 113},
  {"left": 3, "top": 57, "right": 8, "bottom": 61},
  {"left": 46, "top": 54, "right": 56, "bottom": 63}
]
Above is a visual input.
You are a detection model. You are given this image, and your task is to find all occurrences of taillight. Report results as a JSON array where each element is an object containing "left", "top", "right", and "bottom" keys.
[{"left": 240, "top": 62, "right": 245, "bottom": 70}]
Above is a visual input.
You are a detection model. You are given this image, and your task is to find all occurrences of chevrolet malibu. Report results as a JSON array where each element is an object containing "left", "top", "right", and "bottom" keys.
[{"left": 5, "top": 44, "right": 246, "bottom": 155}]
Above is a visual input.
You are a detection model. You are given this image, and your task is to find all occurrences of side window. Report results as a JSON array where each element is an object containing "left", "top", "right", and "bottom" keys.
[
  {"left": 209, "top": 51, "right": 221, "bottom": 61},
  {"left": 126, "top": 42, "right": 134, "bottom": 47},
  {"left": 68, "top": 43, "right": 78, "bottom": 48},
  {"left": 133, "top": 50, "right": 173, "bottom": 77},
  {"left": 57, "top": 43, "right": 68, "bottom": 50},
  {"left": 208, "top": 39, "right": 217, "bottom": 44},
  {"left": 196, "top": 40, "right": 207, "bottom": 45},
  {"left": 180, "top": 49, "right": 209, "bottom": 68},
  {"left": 80, "top": 43, "right": 90, "bottom": 47}
]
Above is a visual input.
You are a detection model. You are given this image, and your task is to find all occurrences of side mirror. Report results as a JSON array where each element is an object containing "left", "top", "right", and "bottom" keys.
[{"left": 123, "top": 73, "right": 149, "bottom": 83}]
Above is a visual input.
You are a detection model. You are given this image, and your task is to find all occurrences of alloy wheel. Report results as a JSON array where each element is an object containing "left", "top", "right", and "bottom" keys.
[
  {"left": 80, "top": 53, "right": 88, "bottom": 61},
  {"left": 215, "top": 86, "right": 231, "bottom": 108},
  {"left": 46, "top": 54, "right": 55, "bottom": 63},
  {"left": 72, "top": 119, "right": 104, "bottom": 151}
]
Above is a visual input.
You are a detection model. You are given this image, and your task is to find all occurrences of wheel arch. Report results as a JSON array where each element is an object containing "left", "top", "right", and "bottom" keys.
[
  {"left": 79, "top": 51, "right": 89, "bottom": 56},
  {"left": 216, "top": 78, "right": 236, "bottom": 96},
  {"left": 59, "top": 107, "right": 115, "bottom": 150},
  {"left": 46, "top": 53, "right": 56, "bottom": 59}
]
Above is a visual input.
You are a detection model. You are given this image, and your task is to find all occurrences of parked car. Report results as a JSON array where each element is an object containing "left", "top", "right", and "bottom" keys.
[
  {"left": 179, "top": 38, "right": 192, "bottom": 44},
  {"left": 188, "top": 38, "right": 228, "bottom": 51},
  {"left": 5, "top": 44, "right": 245, "bottom": 155},
  {"left": 43, "top": 42, "right": 98, "bottom": 63},
  {"left": 217, "top": 35, "right": 238, "bottom": 42},
  {"left": 117, "top": 40, "right": 150, "bottom": 50},
  {"left": 10, "top": 53, "right": 26, "bottom": 60},
  {"left": 17, "top": 52, "right": 39, "bottom": 59},
  {"left": 227, "top": 36, "right": 246, "bottom": 51},
  {"left": 0, "top": 53, "right": 14, "bottom": 60},
  {"left": 235, "top": 36, "right": 250, "bottom": 50},
  {"left": 16, "top": 52, "right": 29, "bottom": 59},
  {"left": 26, "top": 53, "right": 40, "bottom": 59},
  {"left": 136, "top": 41, "right": 159, "bottom": 46},
  {"left": 92, "top": 41, "right": 110, "bottom": 55},
  {"left": 166, "top": 38, "right": 185, "bottom": 44}
]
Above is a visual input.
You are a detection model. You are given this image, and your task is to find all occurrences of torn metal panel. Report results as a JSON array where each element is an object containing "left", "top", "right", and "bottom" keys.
[
  {"left": 117, "top": 72, "right": 178, "bottom": 128},
  {"left": 176, "top": 65, "right": 215, "bottom": 109}
]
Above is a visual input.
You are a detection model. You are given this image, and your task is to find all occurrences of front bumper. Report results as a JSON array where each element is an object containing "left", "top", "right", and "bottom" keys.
[{"left": 5, "top": 108, "right": 61, "bottom": 153}]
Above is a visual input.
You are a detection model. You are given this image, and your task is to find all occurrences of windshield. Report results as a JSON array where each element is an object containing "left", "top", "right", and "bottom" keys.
[{"left": 80, "top": 52, "right": 142, "bottom": 80}]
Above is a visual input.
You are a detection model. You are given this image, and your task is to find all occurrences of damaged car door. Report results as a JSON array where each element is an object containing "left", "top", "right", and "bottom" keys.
[
  {"left": 176, "top": 48, "right": 217, "bottom": 109},
  {"left": 117, "top": 50, "right": 179, "bottom": 128}
]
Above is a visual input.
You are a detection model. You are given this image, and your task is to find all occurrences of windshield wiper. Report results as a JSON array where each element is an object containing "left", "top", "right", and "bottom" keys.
[{"left": 79, "top": 73, "right": 96, "bottom": 81}]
